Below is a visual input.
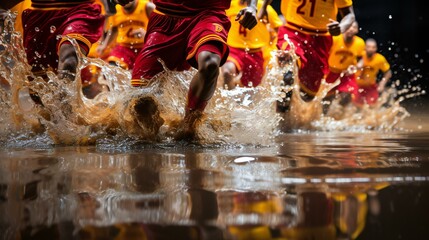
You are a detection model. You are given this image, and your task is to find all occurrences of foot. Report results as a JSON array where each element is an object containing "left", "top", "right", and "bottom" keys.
[
  {"left": 276, "top": 71, "right": 294, "bottom": 113},
  {"left": 174, "top": 110, "right": 203, "bottom": 141},
  {"left": 132, "top": 96, "right": 164, "bottom": 139},
  {"left": 276, "top": 50, "right": 293, "bottom": 67}
]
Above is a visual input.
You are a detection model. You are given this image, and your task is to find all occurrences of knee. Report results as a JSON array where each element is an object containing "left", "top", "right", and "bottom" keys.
[
  {"left": 198, "top": 52, "right": 221, "bottom": 80},
  {"left": 221, "top": 62, "right": 236, "bottom": 77}
]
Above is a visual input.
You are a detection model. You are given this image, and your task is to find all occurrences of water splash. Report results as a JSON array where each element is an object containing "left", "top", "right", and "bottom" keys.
[
  {"left": 263, "top": 38, "right": 340, "bottom": 131},
  {"left": 0, "top": 13, "right": 282, "bottom": 146},
  {"left": 0, "top": 13, "right": 424, "bottom": 147},
  {"left": 263, "top": 34, "right": 424, "bottom": 133}
]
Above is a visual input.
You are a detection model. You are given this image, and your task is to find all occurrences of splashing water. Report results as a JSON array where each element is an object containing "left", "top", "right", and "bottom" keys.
[
  {"left": 0, "top": 13, "right": 424, "bottom": 147},
  {"left": 263, "top": 38, "right": 340, "bottom": 131},
  {"left": 0, "top": 13, "right": 283, "bottom": 146},
  {"left": 263, "top": 34, "right": 425, "bottom": 133}
]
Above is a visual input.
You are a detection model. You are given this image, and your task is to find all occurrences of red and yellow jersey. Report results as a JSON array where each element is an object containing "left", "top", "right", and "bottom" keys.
[
  {"left": 226, "top": 0, "right": 283, "bottom": 50},
  {"left": 107, "top": 0, "right": 151, "bottom": 47},
  {"left": 356, "top": 53, "right": 390, "bottom": 86},
  {"left": 281, "top": 0, "right": 353, "bottom": 35},
  {"left": 328, "top": 34, "right": 365, "bottom": 73},
  {"left": 153, "top": 0, "right": 230, "bottom": 16}
]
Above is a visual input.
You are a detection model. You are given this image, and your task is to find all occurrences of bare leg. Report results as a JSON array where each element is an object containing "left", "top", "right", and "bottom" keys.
[
  {"left": 188, "top": 50, "right": 221, "bottom": 110},
  {"left": 58, "top": 43, "right": 106, "bottom": 98},
  {"left": 58, "top": 43, "right": 86, "bottom": 81},
  {"left": 175, "top": 50, "right": 221, "bottom": 140},
  {"left": 221, "top": 61, "right": 238, "bottom": 90}
]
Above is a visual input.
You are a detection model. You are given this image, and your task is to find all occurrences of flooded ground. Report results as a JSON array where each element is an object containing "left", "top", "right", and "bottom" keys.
[{"left": 1, "top": 98, "right": 429, "bottom": 240}]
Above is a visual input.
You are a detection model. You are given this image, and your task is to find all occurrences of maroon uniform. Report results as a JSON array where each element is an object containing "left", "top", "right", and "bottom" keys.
[
  {"left": 22, "top": 0, "right": 104, "bottom": 75},
  {"left": 227, "top": 46, "right": 265, "bottom": 87},
  {"left": 131, "top": 0, "right": 231, "bottom": 87}
]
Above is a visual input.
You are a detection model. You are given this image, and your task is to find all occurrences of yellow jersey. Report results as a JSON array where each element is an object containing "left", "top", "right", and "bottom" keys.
[
  {"left": 281, "top": 0, "right": 353, "bottom": 35},
  {"left": 328, "top": 34, "right": 365, "bottom": 73},
  {"left": 356, "top": 52, "right": 390, "bottom": 86},
  {"left": 226, "top": 0, "right": 284, "bottom": 50},
  {"left": 107, "top": 0, "right": 151, "bottom": 47}
]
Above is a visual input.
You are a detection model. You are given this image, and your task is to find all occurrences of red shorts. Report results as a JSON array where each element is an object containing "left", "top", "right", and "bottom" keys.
[
  {"left": 227, "top": 46, "right": 265, "bottom": 87},
  {"left": 22, "top": 3, "right": 104, "bottom": 74},
  {"left": 131, "top": 10, "right": 230, "bottom": 86},
  {"left": 277, "top": 26, "right": 332, "bottom": 96},
  {"left": 107, "top": 45, "right": 141, "bottom": 70},
  {"left": 354, "top": 84, "right": 379, "bottom": 106},
  {"left": 325, "top": 71, "right": 358, "bottom": 96}
]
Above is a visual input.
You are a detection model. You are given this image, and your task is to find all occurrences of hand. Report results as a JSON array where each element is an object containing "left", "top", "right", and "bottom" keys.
[
  {"left": 345, "top": 65, "right": 357, "bottom": 76},
  {"left": 256, "top": 5, "right": 267, "bottom": 21},
  {"left": 236, "top": 6, "right": 258, "bottom": 30},
  {"left": 327, "top": 19, "right": 341, "bottom": 36},
  {"left": 129, "top": 28, "right": 146, "bottom": 39}
]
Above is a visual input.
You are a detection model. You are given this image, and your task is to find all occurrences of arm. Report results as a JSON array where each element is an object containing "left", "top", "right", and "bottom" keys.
[
  {"left": 97, "top": 26, "right": 118, "bottom": 56},
  {"left": 257, "top": 0, "right": 273, "bottom": 20},
  {"left": 127, "top": 1, "right": 155, "bottom": 40},
  {"left": 377, "top": 69, "right": 392, "bottom": 92},
  {"left": 236, "top": 0, "right": 258, "bottom": 30},
  {"left": 327, "top": 6, "right": 355, "bottom": 36}
]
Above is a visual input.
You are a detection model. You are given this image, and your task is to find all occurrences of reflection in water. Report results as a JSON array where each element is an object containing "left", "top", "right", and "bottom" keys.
[{"left": 1, "top": 131, "right": 429, "bottom": 239}]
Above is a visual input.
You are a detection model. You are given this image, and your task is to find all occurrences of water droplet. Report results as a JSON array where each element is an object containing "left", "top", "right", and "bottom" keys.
[
  {"left": 34, "top": 27, "right": 39, "bottom": 32},
  {"left": 388, "top": 15, "right": 392, "bottom": 19},
  {"left": 50, "top": 25, "right": 56, "bottom": 33}
]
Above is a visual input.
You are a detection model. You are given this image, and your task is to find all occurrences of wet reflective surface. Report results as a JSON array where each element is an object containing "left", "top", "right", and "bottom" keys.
[{"left": 1, "top": 100, "right": 429, "bottom": 240}]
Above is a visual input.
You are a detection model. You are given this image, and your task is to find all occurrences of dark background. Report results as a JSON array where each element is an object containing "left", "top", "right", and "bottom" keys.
[{"left": 270, "top": 0, "right": 429, "bottom": 101}]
